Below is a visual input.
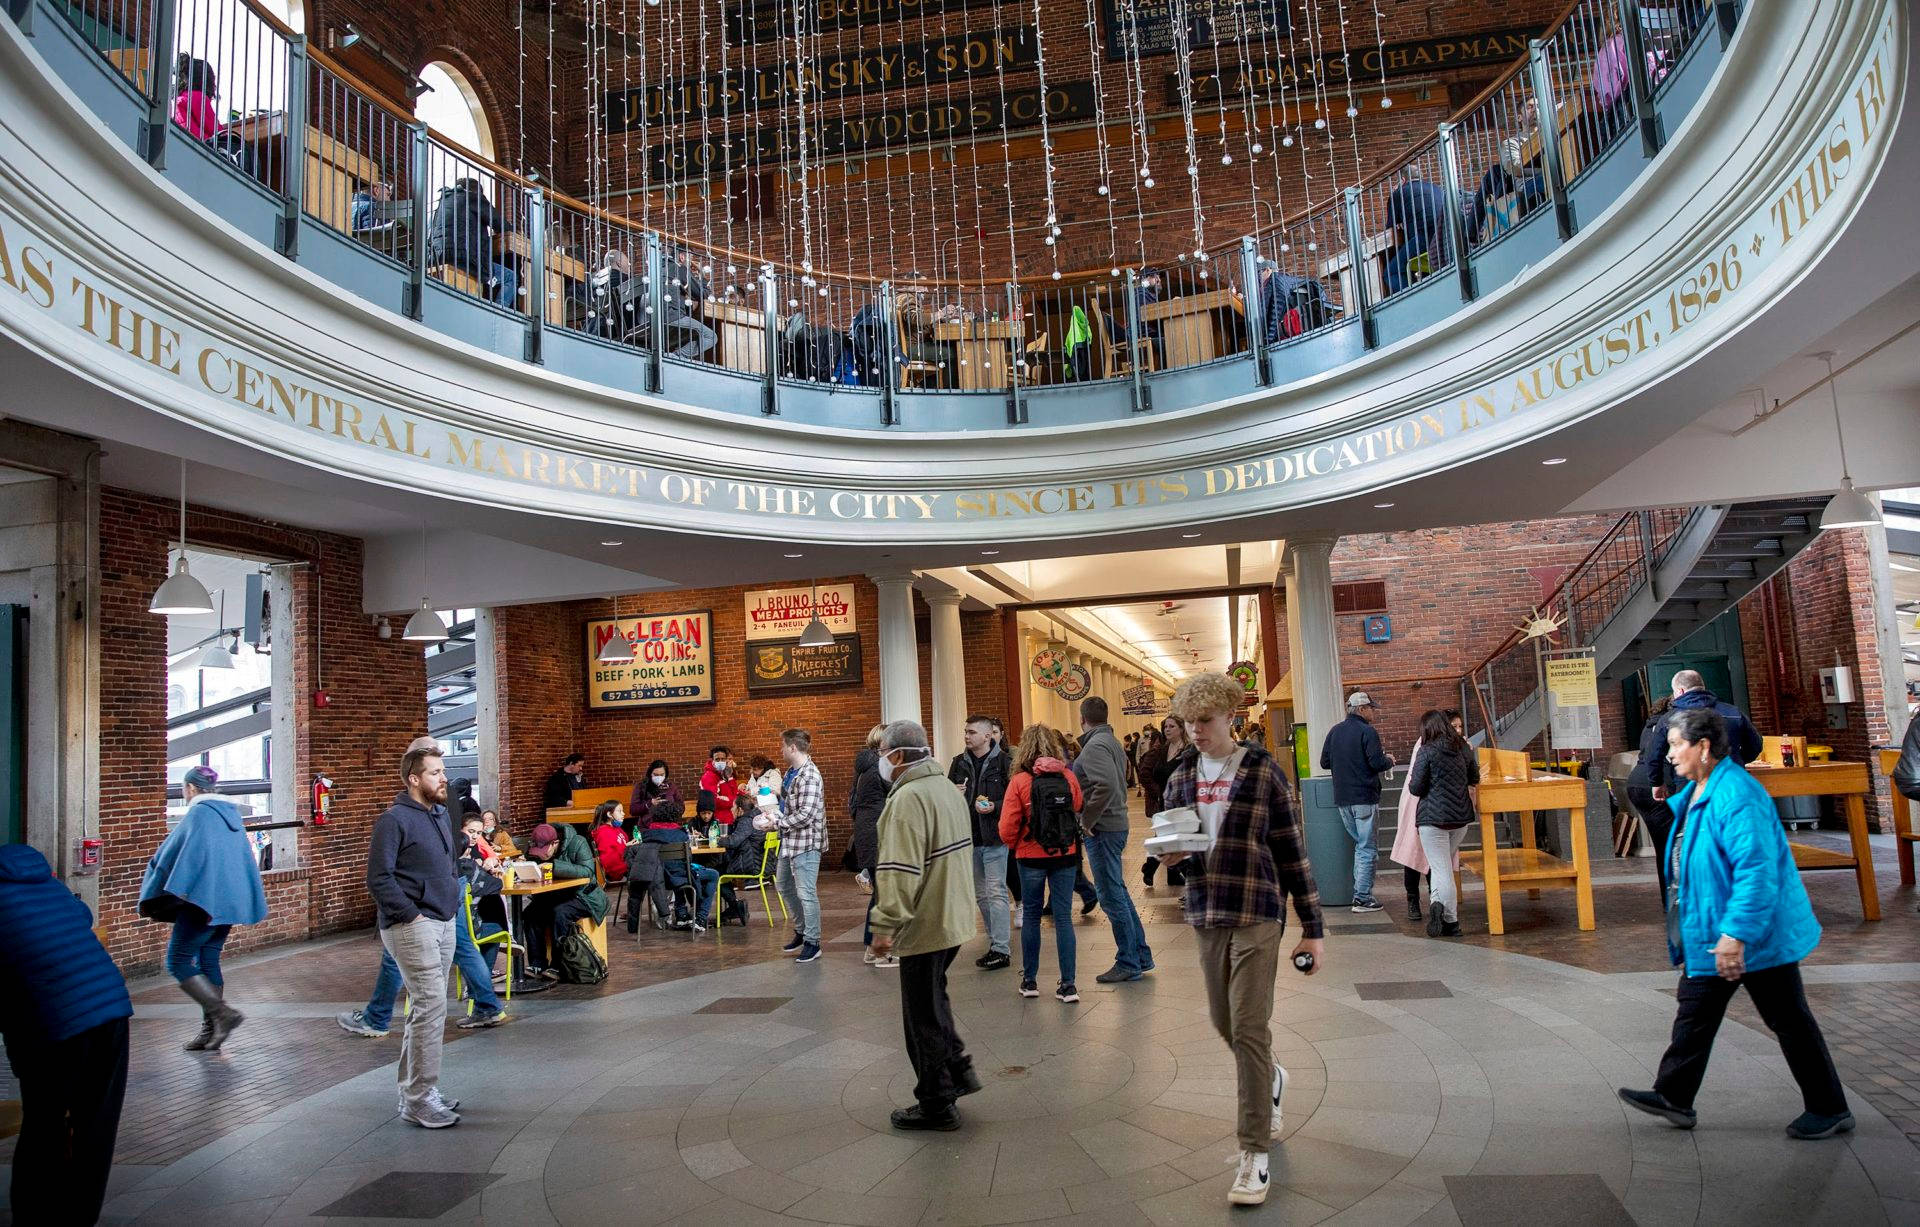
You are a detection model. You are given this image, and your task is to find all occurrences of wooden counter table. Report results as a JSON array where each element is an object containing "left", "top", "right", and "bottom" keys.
[
  {"left": 1137, "top": 289, "right": 1245, "bottom": 368},
  {"left": 703, "top": 299, "right": 768, "bottom": 375},
  {"left": 1880, "top": 747, "right": 1915, "bottom": 886},
  {"left": 231, "top": 112, "right": 379, "bottom": 234},
  {"left": 934, "top": 319, "right": 1023, "bottom": 391},
  {"left": 1461, "top": 765, "right": 1595, "bottom": 935},
  {"left": 1749, "top": 761, "right": 1880, "bottom": 920},
  {"left": 498, "top": 874, "right": 596, "bottom": 972}
]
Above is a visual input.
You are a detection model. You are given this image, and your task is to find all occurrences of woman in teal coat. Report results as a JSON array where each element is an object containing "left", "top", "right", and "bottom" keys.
[
  {"left": 139, "top": 765, "right": 267, "bottom": 1051},
  {"left": 1618, "top": 709, "right": 1852, "bottom": 1139}
]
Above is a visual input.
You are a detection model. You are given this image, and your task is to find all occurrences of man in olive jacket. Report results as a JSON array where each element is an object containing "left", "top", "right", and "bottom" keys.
[{"left": 870, "top": 719, "right": 982, "bottom": 1131}]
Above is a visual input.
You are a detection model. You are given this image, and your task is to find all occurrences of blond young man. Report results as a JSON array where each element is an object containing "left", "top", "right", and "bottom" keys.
[{"left": 1159, "top": 672, "right": 1325, "bottom": 1205}]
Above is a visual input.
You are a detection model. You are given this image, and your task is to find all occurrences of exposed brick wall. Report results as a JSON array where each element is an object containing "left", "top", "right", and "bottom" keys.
[
  {"left": 1734, "top": 530, "right": 1894, "bottom": 829},
  {"left": 96, "top": 489, "right": 425, "bottom": 976}
]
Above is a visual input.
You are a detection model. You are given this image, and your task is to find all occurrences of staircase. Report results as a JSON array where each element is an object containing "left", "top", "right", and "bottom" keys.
[{"left": 1461, "top": 498, "right": 1831, "bottom": 752}]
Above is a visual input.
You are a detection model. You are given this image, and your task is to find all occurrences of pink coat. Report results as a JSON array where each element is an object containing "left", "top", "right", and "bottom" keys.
[{"left": 1389, "top": 737, "right": 1465, "bottom": 877}]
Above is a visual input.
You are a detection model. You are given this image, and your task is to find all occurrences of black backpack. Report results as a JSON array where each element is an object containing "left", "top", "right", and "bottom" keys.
[{"left": 1027, "top": 772, "right": 1079, "bottom": 855}]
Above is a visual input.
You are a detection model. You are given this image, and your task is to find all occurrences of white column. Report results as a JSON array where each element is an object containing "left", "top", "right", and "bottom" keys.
[
  {"left": 1287, "top": 537, "right": 1344, "bottom": 777},
  {"left": 924, "top": 589, "right": 967, "bottom": 761},
  {"left": 1022, "top": 625, "right": 1048, "bottom": 733},
  {"left": 475, "top": 606, "right": 501, "bottom": 811},
  {"left": 872, "top": 573, "right": 922, "bottom": 725},
  {"left": 1861, "top": 499, "right": 1910, "bottom": 743}
]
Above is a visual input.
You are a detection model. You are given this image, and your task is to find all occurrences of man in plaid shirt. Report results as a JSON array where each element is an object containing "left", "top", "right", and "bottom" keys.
[
  {"left": 1159, "top": 672, "right": 1324, "bottom": 1207},
  {"left": 770, "top": 728, "right": 828, "bottom": 963}
]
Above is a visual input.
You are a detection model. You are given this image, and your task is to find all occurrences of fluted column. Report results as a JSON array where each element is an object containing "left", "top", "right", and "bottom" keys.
[
  {"left": 1286, "top": 537, "right": 1343, "bottom": 776},
  {"left": 872, "top": 572, "right": 922, "bottom": 726},
  {"left": 924, "top": 588, "right": 967, "bottom": 761}
]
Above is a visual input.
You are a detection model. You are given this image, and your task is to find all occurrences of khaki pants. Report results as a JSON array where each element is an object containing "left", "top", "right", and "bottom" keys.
[
  {"left": 1195, "top": 921, "right": 1283, "bottom": 1151},
  {"left": 380, "top": 915, "right": 456, "bottom": 1113}
]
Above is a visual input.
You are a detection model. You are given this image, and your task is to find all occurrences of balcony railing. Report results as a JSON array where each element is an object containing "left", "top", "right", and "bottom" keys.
[{"left": 20, "top": 0, "right": 1735, "bottom": 426}]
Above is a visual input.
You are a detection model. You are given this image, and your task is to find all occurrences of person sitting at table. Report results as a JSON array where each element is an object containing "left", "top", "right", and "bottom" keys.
[
  {"left": 661, "top": 252, "right": 716, "bottom": 361},
  {"left": 542, "top": 753, "right": 587, "bottom": 811},
  {"left": 351, "top": 180, "right": 393, "bottom": 233},
  {"left": 716, "top": 788, "right": 760, "bottom": 927},
  {"left": 481, "top": 809, "right": 518, "bottom": 858},
  {"left": 170, "top": 54, "right": 254, "bottom": 179},
  {"left": 452, "top": 816, "right": 510, "bottom": 1026},
  {"left": 1383, "top": 178, "right": 1454, "bottom": 295},
  {"left": 630, "top": 759, "right": 682, "bottom": 824},
  {"left": 426, "top": 176, "right": 518, "bottom": 308},
  {"left": 698, "top": 745, "right": 739, "bottom": 829},
  {"left": 1478, "top": 99, "right": 1548, "bottom": 234},
  {"left": 592, "top": 249, "right": 645, "bottom": 342},
  {"left": 589, "top": 800, "right": 628, "bottom": 884},
  {"left": 641, "top": 799, "right": 718, "bottom": 930},
  {"left": 520, "top": 822, "right": 607, "bottom": 978}
]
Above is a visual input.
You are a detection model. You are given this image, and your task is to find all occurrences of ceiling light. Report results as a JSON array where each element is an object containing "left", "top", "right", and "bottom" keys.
[
  {"left": 1374, "top": 501, "right": 1395, "bottom": 508},
  {"left": 1181, "top": 532, "right": 1202, "bottom": 539},
  {"left": 598, "top": 594, "right": 635, "bottom": 663},
  {"left": 1814, "top": 352, "right": 1881, "bottom": 530},
  {"left": 600, "top": 540, "right": 624, "bottom": 547},
  {"left": 784, "top": 552, "right": 805, "bottom": 558},
  {"left": 796, "top": 577, "right": 835, "bottom": 647},
  {"left": 981, "top": 550, "right": 1001, "bottom": 556},
  {"left": 195, "top": 637, "right": 235, "bottom": 670},
  {"left": 402, "top": 525, "right": 448, "bottom": 642},
  {"left": 149, "top": 459, "right": 213, "bottom": 615},
  {"left": 1540, "top": 457, "right": 1568, "bottom": 466}
]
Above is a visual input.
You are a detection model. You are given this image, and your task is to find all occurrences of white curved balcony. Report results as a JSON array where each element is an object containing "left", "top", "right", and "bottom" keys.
[{"left": 0, "top": 0, "right": 1913, "bottom": 550}]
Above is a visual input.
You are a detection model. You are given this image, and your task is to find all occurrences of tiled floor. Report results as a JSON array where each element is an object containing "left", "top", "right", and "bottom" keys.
[{"left": 5, "top": 825, "right": 1918, "bottom": 1225}]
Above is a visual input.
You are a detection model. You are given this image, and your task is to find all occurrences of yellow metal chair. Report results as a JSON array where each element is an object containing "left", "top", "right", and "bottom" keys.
[
  {"left": 451, "top": 885, "right": 512, "bottom": 1015},
  {"left": 717, "top": 832, "right": 787, "bottom": 929}
]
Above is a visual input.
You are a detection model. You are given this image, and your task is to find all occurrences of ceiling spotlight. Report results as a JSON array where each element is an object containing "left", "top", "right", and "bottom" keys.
[
  {"left": 1374, "top": 502, "right": 1396, "bottom": 508},
  {"left": 1181, "top": 532, "right": 1202, "bottom": 539},
  {"left": 1541, "top": 457, "right": 1568, "bottom": 466},
  {"left": 981, "top": 550, "right": 1001, "bottom": 556},
  {"left": 600, "top": 540, "right": 623, "bottom": 547},
  {"left": 784, "top": 552, "right": 804, "bottom": 558}
]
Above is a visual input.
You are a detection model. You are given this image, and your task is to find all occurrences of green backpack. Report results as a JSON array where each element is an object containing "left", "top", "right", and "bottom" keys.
[{"left": 555, "top": 929, "right": 608, "bottom": 984}]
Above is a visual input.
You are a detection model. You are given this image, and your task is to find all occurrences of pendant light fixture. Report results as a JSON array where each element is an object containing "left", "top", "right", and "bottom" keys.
[
  {"left": 1814, "top": 351, "right": 1881, "bottom": 530},
  {"left": 402, "top": 524, "right": 450, "bottom": 642},
  {"left": 597, "top": 595, "right": 635, "bottom": 663},
  {"left": 795, "top": 577, "right": 835, "bottom": 648},
  {"left": 150, "top": 459, "right": 214, "bottom": 616},
  {"left": 196, "top": 590, "right": 236, "bottom": 670}
]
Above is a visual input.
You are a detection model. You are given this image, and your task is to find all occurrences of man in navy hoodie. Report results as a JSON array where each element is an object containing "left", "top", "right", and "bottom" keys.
[
  {"left": 0, "top": 844, "right": 133, "bottom": 1223},
  {"left": 1319, "top": 692, "right": 1396, "bottom": 912},
  {"left": 1665, "top": 671, "right": 1763, "bottom": 769}
]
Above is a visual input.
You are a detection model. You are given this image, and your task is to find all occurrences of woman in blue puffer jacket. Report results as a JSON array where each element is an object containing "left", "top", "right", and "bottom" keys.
[
  {"left": 139, "top": 765, "right": 267, "bottom": 1051},
  {"left": 1617, "top": 708, "right": 1852, "bottom": 1140}
]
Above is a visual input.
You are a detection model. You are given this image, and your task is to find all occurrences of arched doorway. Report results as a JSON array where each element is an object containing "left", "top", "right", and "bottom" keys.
[{"left": 414, "top": 62, "right": 495, "bottom": 160}]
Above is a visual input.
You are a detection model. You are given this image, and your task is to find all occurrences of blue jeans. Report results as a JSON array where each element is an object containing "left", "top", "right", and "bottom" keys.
[
  {"left": 776, "top": 849, "right": 821, "bottom": 944},
  {"left": 363, "top": 907, "right": 501, "bottom": 1029},
  {"left": 1338, "top": 804, "right": 1379, "bottom": 901},
  {"left": 1018, "top": 862, "right": 1078, "bottom": 984},
  {"left": 1084, "top": 829, "right": 1152, "bottom": 974},
  {"left": 690, "top": 863, "right": 720, "bottom": 924},
  {"left": 166, "top": 907, "right": 231, "bottom": 985},
  {"left": 974, "top": 845, "right": 1011, "bottom": 955},
  {"left": 491, "top": 261, "right": 518, "bottom": 307}
]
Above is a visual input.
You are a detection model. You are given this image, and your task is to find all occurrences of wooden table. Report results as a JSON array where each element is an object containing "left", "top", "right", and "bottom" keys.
[
  {"left": 935, "top": 319, "right": 1023, "bottom": 391},
  {"left": 1461, "top": 771, "right": 1595, "bottom": 935},
  {"left": 1317, "top": 229, "right": 1394, "bottom": 314},
  {"left": 546, "top": 798, "right": 697, "bottom": 825},
  {"left": 105, "top": 47, "right": 151, "bottom": 91},
  {"left": 1137, "top": 289, "right": 1245, "bottom": 368},
  {"left": 499, "top": 231, "right": 588, "bottom": 326},
  {"left": 703, "top": 300, "right": 767, "bottom": 375},
  {"left": 1880, "top": 747, "right": 1916, "bottom": 886},
  {"left": 1750, "top": 762, "right": 1880, "bottom": 920},
  {"left": 231, "top": 112, "right": 380, "bottom": 234},
  {"left": 1518, "top": 93, "right": 1591, "bottom": 185},
  {"left": 499, "top": 874, "right": 598, "bottom": 971}
]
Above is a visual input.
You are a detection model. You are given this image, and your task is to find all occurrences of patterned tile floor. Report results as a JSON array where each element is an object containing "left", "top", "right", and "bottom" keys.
[{"left": 3, "top": 823, "right": 1916, "bottom": 1225}]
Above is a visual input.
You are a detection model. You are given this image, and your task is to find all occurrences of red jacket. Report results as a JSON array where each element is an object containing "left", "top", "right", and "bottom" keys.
[
  {"left": 997, "top": 759, "right": 1083, "bottom": 860},
  {"left": 590, "top": 823, "right": 627, "bottom": 880},
  {"left": 699, "top": 768, "right": 739, "bottom": 822}
]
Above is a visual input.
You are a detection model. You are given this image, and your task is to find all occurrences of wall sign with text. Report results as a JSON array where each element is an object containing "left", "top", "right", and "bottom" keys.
[
  {"left": 1103, "top": 0, "right": 1289, "bottom": 63},
  {"left": 725, "top": 0, "right": 1000, "bottom": 42},
  {"left": 605, "top": 26, "right": 1038, "bottom": 132},
  {"left": 1171, "top": 27, "right": 1543, "bottom": 103},
  {"left": 586, "top": 610, "right": 714, "bottom": 709},
  {"left": 744, "top": 584, "right": 857, "bottom": 642},
  {"left": 747, "top": 635, "right": 863, "bottom": 690}
]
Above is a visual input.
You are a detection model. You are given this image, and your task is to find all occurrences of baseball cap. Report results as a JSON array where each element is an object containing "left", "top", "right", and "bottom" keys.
[
  {"left": 529, "top": 822, "right": 560, "bottom": 849},
  {"left": 1346, "top": 691, "right": 1378, "bottom": 710}
]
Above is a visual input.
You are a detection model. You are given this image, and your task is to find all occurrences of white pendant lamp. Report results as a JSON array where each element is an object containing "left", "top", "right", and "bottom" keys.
[
  {"left": 150, "top": 459, "right": 214, "bottom": 616},
  {"left": 197, "top": 590, "right": 236, "bottom": 669},
  {"left": 597, "top": 596, "right": 635, "bottom": 663},
  {"left": 795, "top": 578, "right": 835, "bottom": 648},
  {"left": 401, "top": 525, "right": 449, "bottom": 642},
  {"left": 1815, "top": 351, "right": 1881, "bottom": 530}
]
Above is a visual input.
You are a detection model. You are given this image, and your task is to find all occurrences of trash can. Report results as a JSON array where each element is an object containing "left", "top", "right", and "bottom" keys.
[{"left": 1299, "top": 775, "right": 1356, "bottom": 906}]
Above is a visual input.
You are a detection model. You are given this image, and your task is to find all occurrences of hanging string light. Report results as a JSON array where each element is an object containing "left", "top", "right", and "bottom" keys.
[
  {"left": 1119, "top": 0, "right": 1151, "bottom": 267},
  {"left": 1367, "top": 0, "right": 1392, "bottom": 108},
  {"left": 1167, "top": 0, "right": 1207, "bottom": 260},
  {"left": 1329, "top": 0, "right": 1365, "bottom": 182},
  {"left": 1081, "top": 0, "right": 1120, "bottom": 277},
  {"left": 1028, "top": 0, "right": 1062, "bottom": 281}
]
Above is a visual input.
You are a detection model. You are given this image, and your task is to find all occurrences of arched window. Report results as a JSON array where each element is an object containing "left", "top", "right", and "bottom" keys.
[{"left": 414, "top": 62, "right": 495, "bottom": 160}]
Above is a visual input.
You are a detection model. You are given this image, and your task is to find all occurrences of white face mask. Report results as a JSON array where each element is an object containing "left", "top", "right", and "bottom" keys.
[
  {"left": 712, "top": 759, "right": 727, "bottom": 772},
  {"left": 651, "top": 773, "right": 666, "bottom": 785},
  {"left": 878, "top": 747, "right": 927, "bottom": 783}
]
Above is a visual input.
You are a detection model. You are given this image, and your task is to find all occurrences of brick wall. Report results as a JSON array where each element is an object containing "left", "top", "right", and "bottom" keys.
[
  {"left": 96, "top": 488, "right": 426, "bottom": 975},
  {"left": 1734, "top": 529, "right": 1895, "bottom": 828}
]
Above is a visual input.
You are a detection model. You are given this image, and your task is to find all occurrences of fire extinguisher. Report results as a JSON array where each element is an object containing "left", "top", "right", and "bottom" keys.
[{"left": 311, "top": 774, "right": 334, "bottom": 826}]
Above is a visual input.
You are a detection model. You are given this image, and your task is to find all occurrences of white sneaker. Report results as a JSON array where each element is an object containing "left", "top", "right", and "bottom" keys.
[
  {"left": 863, "top": 950, "right": 877, "bottom": 964},
  {"left": 1271, "top": 1062, "right": 1289, "bottom": 1136},
  {"left": 1227, "top": 1149, "right": 1270, "bottom": 1205},
  {"left": 399, "top": 1086, "right": 460, "bottom": 1115},
  {"left": 871, "top": 955, "right": 899, "bottom": 968}
]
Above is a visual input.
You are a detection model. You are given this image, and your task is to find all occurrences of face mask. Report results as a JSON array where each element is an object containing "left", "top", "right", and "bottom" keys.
[
  {"left": 712, "top": 759, "right": 727, "bottom": 771},
  {"left": 651, "top": 773, "right": 666, "bottom": 785},
  {"left": 878, "top": 747, "right": 927, "bottom": 782}
]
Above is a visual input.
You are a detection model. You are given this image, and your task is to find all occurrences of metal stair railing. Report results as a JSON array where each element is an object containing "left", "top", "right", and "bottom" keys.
[{"left": 1460, "top": 506, "right": 1701, "bottom": 750}]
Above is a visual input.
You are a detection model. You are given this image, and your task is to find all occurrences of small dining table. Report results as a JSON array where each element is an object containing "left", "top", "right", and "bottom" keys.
[{"left": 498, "top": 874, "right": 590, "bottom": 989}]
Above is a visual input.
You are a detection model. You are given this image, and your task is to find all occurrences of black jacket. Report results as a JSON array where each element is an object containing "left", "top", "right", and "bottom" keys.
[
  {"left": 1320, "top": 714, "right": 1394, "bottom": 806},
  {"left": 849, "top": 748, "right": 889, "bottom": 874},
  {"left": 455, "top": 841, "right": 503, "bottom": 901},
  {"left": 1630, "top": 708, "right": 1673, "bottom": 798},
  {"left": 543, "top": 767, "right": 581, "bottom": 810},
  {"left": 1407, "top": 739, "right": 1480, "bottom": 829},
  {"left": 366, "top": 792, "right": 458, "bottom": 929},
  {"left": 720, "top": 811, "right": 761, "bottom": 878},
  {"left": 949, "top": 745, "right": 1010, "bottom": 847},
  {"left": 425, "top": 181, "right": 503, "bottom": 276},
  {"left": 1893, "top": 717, "right": 1920, "bottom": 803}
]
